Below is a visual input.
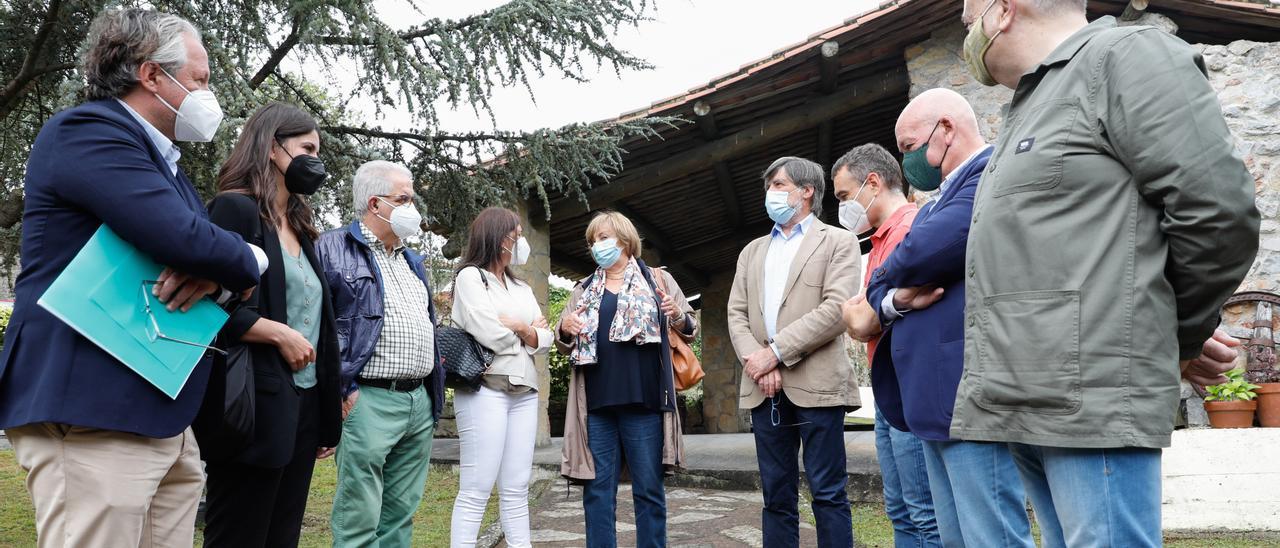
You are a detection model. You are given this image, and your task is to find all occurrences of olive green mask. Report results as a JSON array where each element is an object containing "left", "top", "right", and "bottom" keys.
[{"left": 963, "top": 0, "right": 1004, "bottom": 86}]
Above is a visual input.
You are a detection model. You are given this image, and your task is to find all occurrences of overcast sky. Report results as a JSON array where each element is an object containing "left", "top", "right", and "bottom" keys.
[{"left": 365, "top": 0, "right": 881, "bottom": 133}]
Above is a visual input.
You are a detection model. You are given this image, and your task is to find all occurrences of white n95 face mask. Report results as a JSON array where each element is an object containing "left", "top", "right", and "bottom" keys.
[
  {"left": 839, "top": 199, "right": 873, "bottom": 234},
  {"left": 377, "top": 198, "right": 423, "bottom": 240},
  {"left": 507, "top": 236, "right": 531, "bottom": 266},
  {"left": 154, "top": 67, "right": 223, "bottom": 142},
  {"left": 838, "top": 176, "right": 877, "bottom": 235}
]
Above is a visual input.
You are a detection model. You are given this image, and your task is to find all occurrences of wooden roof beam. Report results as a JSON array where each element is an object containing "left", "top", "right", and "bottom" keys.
[
  {"left": 675, "top": 221, "right": 775, "bottom": 263},
  {"left": 1120, "top": 0, "right": 1149, "bottom": 20},
  {"left": 693, "top": 100, "right": 719, "bottom": 141},
  {"left": 550, "top": 252, "right": 598, "bottom": 281},
  {"left": 819, "top": 40, "right": 840, "bottom": 95},
  {"left": 614, "top": 204, "right": 710, "bottom": 287},
  {"left": 549, "top": 67, "right": 911, "bottom": 219},
  {"left": 713, "top": 161, "right": 743, "bottom": 228},
  {"left": 816, "top": 119, "right": 834, "bottom": 171}
]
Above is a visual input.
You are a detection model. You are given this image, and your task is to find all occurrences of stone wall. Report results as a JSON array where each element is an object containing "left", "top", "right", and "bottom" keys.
[{"left": 1199, "top": 39, "right": 1280, "bottom": 296}]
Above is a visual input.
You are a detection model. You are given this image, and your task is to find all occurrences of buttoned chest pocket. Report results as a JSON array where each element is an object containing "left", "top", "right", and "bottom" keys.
[
  {"left": 989, "top": 98, "right": 1081, "bottom": 198},
  {"left": 339, "top": 267, "right": 378, "bottom": 318}
]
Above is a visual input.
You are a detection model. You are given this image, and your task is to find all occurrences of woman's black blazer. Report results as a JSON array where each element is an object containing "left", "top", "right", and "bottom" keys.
[{"left": 204, "top": 192, "right": 341, "bottom": 468}]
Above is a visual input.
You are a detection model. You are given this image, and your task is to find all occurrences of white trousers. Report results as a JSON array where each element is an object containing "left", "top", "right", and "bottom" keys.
[{"left": 450, "top": 386, "right": 539, "bottom": 548}]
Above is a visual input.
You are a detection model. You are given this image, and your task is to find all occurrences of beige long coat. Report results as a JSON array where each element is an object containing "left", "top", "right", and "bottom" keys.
[{"left": 554, "top": 266, "right": 696, "bottom": 482}]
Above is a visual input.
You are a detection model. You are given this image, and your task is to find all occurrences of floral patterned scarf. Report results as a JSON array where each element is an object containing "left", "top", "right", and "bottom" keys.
[{"left": 570, "top": 257, "right": 663, "bottom": 365}]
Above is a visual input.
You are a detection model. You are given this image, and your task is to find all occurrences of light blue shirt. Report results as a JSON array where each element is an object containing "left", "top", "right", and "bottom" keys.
[
  {"left": 116, "top": 99, "right": 180, "bottom": 177},
  {"left": 881, "top": 145, "right": 993, "bottom": 321},
  {"left": 763, "top": 213, "right": 816, "bottom": 362}
]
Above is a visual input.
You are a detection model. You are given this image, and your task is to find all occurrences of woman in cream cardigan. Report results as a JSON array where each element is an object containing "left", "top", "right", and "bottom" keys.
[{"left": 449, "top": 207, "right": 551, "bottom": 548}]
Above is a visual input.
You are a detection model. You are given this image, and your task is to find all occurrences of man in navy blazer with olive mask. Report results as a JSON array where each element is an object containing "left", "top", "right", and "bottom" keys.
[
  {"left": 847, "top": 88, "right": 1032, "bottom": 548},
  {"left": 0, "top": 9, "right": 261, "bottom": 546}
]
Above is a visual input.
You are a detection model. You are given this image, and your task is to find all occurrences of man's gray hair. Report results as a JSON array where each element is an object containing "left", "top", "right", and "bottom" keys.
[
  {"left": 353, "top": 160, "right": 414, "bottom": 214},
  {"left": 762, "top": 156, "right": 826, "bottom": 217},
  {"left": 832, "top": 143, "right": 907, "bottom": 196},
  {"left": 84, "top": 9, "right": 199, "bottom": 100}
]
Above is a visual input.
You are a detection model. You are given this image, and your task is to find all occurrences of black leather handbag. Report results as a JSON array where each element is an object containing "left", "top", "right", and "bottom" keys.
[
  {"left": 192, "top": 341, "right": 256, "bottom": 462},
  {"left": 437, "top": 325, "right": 495, "bottom": 392},
  {"left": 438, "top": 266, "right": 496, "bottom": 392}
]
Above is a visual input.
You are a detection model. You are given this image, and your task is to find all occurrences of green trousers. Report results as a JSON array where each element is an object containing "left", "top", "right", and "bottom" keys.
[{"left": 331, "top": 384, "right": 435, "bottom": 547}]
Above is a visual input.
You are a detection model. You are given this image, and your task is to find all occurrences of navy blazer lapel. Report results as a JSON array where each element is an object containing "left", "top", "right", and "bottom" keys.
[
  {"left": 918, "top": 147, "right": 993, "bottom": 223},
  {"left": 100, "top": 99, "right": 188, "bottom": 198},
  {"left": 174, "top": 170, "right": 206, "bottom": 214}
]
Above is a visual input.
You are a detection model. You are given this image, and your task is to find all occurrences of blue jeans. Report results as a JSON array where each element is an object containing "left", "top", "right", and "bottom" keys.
[
  {"left": 583, "top": 408, "right": 666, "bottom": 548},
  {"left": 920, "top": 440, "right": 1033, "bottom": 548},
  {"left": 875, "top": 408, "right": 941, "bottom": 547},
  {"left": 1008, "top": 444, "right": 1162, "bottom": 548},
  {"left": 750, "top": 392, "right": 853, "bottom": 548}
]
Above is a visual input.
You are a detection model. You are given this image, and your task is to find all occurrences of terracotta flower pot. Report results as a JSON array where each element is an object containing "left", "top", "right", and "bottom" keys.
[
  {"left": 1204, "top": 399, "right": 1257, "bottom": 429},
  {"left": 1255, "top": 383, "right": 1280, "bottom": 427}
]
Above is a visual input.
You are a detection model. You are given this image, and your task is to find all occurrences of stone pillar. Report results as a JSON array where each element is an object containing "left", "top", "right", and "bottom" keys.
[
  {"left": 698, "top": 270, "right": 749, "bottom": 433},
  {"left": 515, "top": 200, "right": 553, "bottom": 447}
]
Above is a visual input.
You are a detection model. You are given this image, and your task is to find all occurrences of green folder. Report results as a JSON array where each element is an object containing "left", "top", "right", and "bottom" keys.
[{"left": 37, "top": 225, "right": 229, "bottom": 399}]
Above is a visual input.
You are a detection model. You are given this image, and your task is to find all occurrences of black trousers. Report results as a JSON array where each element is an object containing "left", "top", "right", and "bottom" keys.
[{"left": 203, "top": 387, "right": 318, "bottom": 548}]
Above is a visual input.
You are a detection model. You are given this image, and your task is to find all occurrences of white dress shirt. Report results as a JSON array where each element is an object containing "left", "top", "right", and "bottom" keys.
[
  {"left": 116, "top": 99, "right": 181, "bottom": 177},
  {"left": 881, "top": 145, "right": 993, "bottom": 321},
  {"left": 763, "top": 213, "right": 816, "bottom": 359}
]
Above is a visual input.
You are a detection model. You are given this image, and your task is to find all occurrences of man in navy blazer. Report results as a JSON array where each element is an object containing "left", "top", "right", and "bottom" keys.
[
  {"left": 848, "top": 89, "right": 1033, "bottom": 547},
  {"left": 0, "top": 9, "right": 261, "bottom": 547}
]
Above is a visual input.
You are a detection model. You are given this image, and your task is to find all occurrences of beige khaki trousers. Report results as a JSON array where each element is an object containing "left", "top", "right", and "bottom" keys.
[{"left": 8, "top": 423, "right": 204, "bottom": 548}]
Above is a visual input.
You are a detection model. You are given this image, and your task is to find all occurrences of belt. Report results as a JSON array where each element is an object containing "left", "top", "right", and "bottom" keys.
[{"left": 356, "top": 377, "right": 426, "bottom": 392}]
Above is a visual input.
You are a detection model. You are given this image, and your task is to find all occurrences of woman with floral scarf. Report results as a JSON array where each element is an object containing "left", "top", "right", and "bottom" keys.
[{"left": 555, "top": 211, "right": 698, "bottom": 548}]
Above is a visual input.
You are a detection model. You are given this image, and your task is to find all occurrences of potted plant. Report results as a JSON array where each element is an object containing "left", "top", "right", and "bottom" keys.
[
  {"left": 1255, "top": 381, "right": 1280, "bottom": 427},
  {"left": 1204, "top": 368, "right": 1260, "bottom": 429}
]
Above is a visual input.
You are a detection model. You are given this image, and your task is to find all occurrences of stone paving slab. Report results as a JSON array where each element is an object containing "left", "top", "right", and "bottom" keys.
[
  {"left": 503, "top": 483, "right": 820, "bottom": 548},
  {"left": 434, "top": 432, "right": 884, "bottom": 505},
  {"left": 432, "top": 433, "right": 879, "bottom": 474}
]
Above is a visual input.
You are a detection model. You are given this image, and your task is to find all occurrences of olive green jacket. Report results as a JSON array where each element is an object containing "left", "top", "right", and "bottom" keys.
[{"left": 952, "top": 17, "right": 1260, "bottom": 449}]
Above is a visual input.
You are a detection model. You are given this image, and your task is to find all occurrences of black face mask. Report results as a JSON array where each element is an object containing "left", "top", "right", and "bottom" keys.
[{"left": 276, "top": 140, "right": 327, "bottom": 195}]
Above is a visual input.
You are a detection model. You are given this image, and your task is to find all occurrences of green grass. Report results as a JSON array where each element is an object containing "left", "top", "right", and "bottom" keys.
[
  {"left": 1, "top": 449, "right": 494, "bottom": 547},
  {"left": 5, "top": 447, "right": 1280, "bottom": 547},
  {"left": 847, "top": 501, "right": 1280, "bottom": 548},
  {"left": 0, "top": 449, "right": 35, "bottom": 545},
  {"left": 844, "top": 416, "right": 875, "bottom": 426}
]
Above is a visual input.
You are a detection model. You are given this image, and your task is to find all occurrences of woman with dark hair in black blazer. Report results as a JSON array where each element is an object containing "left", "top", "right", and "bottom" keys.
[{"left": 200, "top": 102, "right": 342, "bottom": 547}]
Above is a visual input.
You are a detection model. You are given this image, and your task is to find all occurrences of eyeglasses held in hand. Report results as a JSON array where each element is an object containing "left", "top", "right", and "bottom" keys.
[{"left": 141, "top": 280, "right": 227, "bottom": 355}]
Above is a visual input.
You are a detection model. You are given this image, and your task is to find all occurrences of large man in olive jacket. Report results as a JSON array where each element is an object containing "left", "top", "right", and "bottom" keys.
[{"left": 944, "top": 0, "right": 1260, "bottom": 545}]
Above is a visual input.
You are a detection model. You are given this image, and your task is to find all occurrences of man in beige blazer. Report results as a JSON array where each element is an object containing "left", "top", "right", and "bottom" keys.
[{"left": 728, "top": 156, "right": 862, "bottom": 548}]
